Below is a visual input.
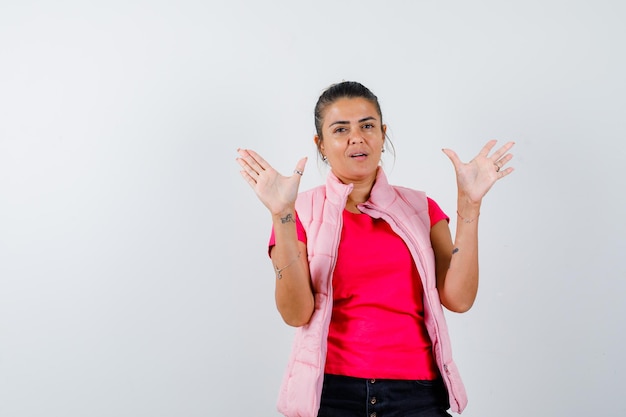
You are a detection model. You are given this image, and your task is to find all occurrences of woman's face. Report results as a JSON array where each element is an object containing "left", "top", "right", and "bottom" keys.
[{"left": 315, "top": 97, "right": 386, "bottom": 186}]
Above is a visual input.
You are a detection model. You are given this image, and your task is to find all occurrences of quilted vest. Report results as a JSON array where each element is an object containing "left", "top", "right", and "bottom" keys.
[{"left": 277, "top": 168, "right": 468, "bottom": 416}]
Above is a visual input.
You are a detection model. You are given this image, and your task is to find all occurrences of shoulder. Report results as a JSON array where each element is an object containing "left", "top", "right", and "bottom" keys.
[
  {"left": 387, "top": 185, "right": 431, "bottom": 228},
  {"left": 390, "top": 185, "right": 428, "bottom": 205},
  {"left": 390, "top": 186, "right": 447, "bottom": 221}
]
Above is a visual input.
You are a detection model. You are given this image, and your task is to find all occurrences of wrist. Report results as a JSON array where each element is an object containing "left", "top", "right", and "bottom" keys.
[
  {"left": 457, "top": 210, "right": 480, "bottom": 224},
  {"left": 272, "top": 208, "right": 297, "bottom": 225},
  {"left": 457, "top": 198, "right": 481, "bottom": 223},
  {"left": 457, "top": 194, "right": 481, "bottom": 212}
]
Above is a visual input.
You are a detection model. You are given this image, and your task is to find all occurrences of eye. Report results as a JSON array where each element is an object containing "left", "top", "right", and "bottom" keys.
[
  {"left": 334, "top": 127, "right": 347, "bottom": 134},
  {"left": 362, "top": 123, "right": 374, "bottom": 129}
]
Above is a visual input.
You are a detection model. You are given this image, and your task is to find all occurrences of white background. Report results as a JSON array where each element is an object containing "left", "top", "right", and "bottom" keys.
[{"left": 1, "top": 1, "right": 625, "bottom": 416}]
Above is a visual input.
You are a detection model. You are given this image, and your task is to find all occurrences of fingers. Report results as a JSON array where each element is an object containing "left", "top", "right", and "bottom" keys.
[
  {"left": 237, "top": 148, "right": 267, "bottom": 176},
  {"left": 238, "top": 169, "right": 257, "bottom": 188},
  {"left": 490, "top": 141, "right": 515, "bottom": 174},
  {"left": 236, "top": 153, "right": 261, "bottom": 183},
  {"left": 245, "top": 149, "right": 271, "bottom": 170},
  {"left": 478, "top": 139, "right": 498, "bottom": 157},
  {"left": 493, "top": 153, "right": 513, "bottom": 171},
  {"left": 489, "top": 140, "right": 515, "bottom": 162},
  {"left": 443, "top": 140, "right": 515, "bottom": 183},
  {"left": 236, "top": 149, "right": 308, "bottom": 185},
  {"left": 495, "top": 166, "right": 515, "bottom": 181},
  {"left": 445, "top": 140, "right": 515, "bottom": 163}
]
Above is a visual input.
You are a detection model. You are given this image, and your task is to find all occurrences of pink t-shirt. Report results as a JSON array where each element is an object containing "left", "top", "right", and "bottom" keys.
[{"left": 269, "top": 198, "right": 448, "bottom": 380}]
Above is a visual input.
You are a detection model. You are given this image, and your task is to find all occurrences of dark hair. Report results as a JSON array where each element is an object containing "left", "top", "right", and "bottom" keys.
[
  {"left": 314, "top": 81, "right": 383, "bottom": 137},
  {"left": 314, "top": 81, "right": 395, "bottom": 161}
]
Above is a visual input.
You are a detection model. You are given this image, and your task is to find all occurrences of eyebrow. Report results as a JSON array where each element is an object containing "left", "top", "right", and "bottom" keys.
[{"left": 328, "top": 116, "right": 377, "bottom": 128}]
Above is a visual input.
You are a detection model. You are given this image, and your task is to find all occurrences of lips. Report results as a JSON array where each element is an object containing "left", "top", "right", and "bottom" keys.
[{"left": 350, "top": 152, "right": 368, "bottom": 158}]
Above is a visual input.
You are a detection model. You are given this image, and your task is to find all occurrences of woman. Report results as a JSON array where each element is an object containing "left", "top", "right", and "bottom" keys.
[{"left": 236, "top": 81, "right": 514, "bottom": 417}]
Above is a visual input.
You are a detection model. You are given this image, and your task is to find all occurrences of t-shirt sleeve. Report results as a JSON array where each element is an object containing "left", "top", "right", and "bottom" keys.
[
  {"left": 427, "top": 197, "right": 449, "bottom": 227},
  {"left": 268, "top": 211, "right": 307, "bottom": 257}
]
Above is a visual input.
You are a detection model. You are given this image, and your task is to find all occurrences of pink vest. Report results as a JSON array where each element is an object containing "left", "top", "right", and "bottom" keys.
[{"left": 277, "top": 168, "right": 468, "bottom": 416}]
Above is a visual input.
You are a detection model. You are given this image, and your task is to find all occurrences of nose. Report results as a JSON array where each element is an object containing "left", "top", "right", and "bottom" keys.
[{"left": 349, "top": 132, "right": 364, "bottom": 144}]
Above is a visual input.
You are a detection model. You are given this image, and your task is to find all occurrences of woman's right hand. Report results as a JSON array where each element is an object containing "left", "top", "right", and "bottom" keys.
[{"left": 236, "top": 148, "right": 307, "bottom": 216}]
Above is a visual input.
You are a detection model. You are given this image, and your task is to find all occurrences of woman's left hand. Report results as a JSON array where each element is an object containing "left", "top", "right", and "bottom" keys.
[{"left": 442, "top": 140, "right": 515, "bottom": 204}]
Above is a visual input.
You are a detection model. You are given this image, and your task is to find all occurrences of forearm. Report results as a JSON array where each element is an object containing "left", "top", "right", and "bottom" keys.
[
  {"left": 437, "top": 139, "right": 515, "bottom": 312},
  {"left": 439, "top": 202, "right": 480, "bottom": 313},
  {"left": 270, "top": 209, "right": 314, "bottom": 326}
]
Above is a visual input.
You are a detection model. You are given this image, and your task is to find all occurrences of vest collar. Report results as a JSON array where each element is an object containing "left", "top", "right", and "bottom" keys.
[{"left": 324, "top": 167, "right": 397, "bottom": 210}]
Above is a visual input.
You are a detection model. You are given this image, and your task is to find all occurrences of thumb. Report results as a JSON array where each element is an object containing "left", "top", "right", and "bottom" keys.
[
  {"left": 293, "top": 157, "right": 308, "bottom": 177},
  {"left": 442, "top": 148, "right": 461, "bottom": 169}
]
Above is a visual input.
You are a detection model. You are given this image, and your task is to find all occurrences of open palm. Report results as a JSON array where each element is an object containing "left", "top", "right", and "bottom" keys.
[
  {"left": 236, "top": 148, "right": 308, "bottom": 215},
  {"left": 442, "top": 140, "right": 515, "bottom": 204}
]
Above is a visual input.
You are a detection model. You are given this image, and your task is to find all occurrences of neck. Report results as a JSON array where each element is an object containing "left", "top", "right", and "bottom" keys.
[
  {"left": 330, "top": 167, "right": 380, "bottom": 213},
  {"left": 345, "top": 180, "right": 375, "bottom": 213}
]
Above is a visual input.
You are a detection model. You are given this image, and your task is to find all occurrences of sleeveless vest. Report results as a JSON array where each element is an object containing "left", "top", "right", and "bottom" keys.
[{"left": 277, "top": 168, "right": 467, "bottom": 416}]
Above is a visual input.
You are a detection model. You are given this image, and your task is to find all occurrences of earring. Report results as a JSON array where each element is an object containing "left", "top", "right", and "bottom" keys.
[
  {"left": 322, "top": 155, "right": 328, "bottom": 162},
  {"left": 381, "top": 148, "right": 385, "bottom": 153}
]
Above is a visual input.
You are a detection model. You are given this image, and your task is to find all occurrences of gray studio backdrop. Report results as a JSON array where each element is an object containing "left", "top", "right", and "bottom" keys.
[{"left": 1, "top": 1, "right": 624, "bottom": 416}]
